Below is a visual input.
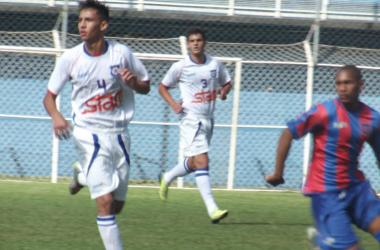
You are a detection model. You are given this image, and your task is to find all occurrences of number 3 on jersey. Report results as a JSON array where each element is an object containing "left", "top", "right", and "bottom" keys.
[{"left": 201, "top": 79, "right": 208, "bottom": 88}]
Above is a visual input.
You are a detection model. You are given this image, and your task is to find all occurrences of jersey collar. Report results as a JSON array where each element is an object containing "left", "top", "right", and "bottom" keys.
[
  {"left": 188, "top": 54, "right": 207, "bottom": 65},
  {"left": 83, "top": 40, "right": 109, "bottom": 57}
]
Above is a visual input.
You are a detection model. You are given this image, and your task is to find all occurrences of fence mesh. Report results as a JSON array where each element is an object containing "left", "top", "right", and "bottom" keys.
[{"left": 1, "top": 25, "right": 380, "bottom": 190}]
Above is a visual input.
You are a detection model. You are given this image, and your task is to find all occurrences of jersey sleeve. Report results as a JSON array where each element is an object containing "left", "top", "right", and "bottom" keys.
[
  {"left": 286, "top": 105, "right": 325, "bottom": 140},
  {"left": 125, "top": 49, "right": 150, "bottom": 83},
  {"left": 161, "top": 62, "right": 182, "bottom": 88},
  {"left": 367, "top": 116, "right": 380, "bottom": 163},
  {"left": 47, "top": 52, "right": 71, "bottom": 95},
  {"left": 218, "top": 62, "right": 232, "bottom": 86}
]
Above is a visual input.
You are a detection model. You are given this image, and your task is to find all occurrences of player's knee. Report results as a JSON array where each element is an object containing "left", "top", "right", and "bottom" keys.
[
  {"left": 96, "top": 194, "right": 114, "bottom": 215},
  {"left": 368, "top": 217, "right": 380, "bottom": 242},
  {"left": 192, "top": 154, "right": 209, "bottom": 169},
  {"left": 368, "top": 216, "right": 380, "bottom": 234}
]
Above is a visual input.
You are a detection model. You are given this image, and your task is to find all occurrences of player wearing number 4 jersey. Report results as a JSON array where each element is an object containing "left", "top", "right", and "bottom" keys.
[
  {"left": 43, "top": 1, "right": 150, "bottom": 249},
  {"left": 266, "top": 65, "right": 380, "bottom": 249},
  {"left": 158, "top": 27, "right": 232, "bottom": 223}
]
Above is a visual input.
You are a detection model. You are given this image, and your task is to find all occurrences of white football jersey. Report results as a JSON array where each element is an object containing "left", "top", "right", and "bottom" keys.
[
  {"left": 48, "top": 40, "right": 149, "bottom": 132},
  {"left": 161, "top": 54, "right": 231, "bottom": 117}
]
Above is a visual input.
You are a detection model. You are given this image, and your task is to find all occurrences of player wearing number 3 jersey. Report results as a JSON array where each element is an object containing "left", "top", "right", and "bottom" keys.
[
  {"left": 43, "top": 1, "right": 149, "bottom": 249},
  {"left": 158, "top": 27, "right": 232, "bottom": 223}
]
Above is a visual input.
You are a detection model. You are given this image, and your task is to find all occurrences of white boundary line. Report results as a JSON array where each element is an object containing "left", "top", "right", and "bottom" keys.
[{"left": 0, "top": 179, "right": 299, "bottom": 193}]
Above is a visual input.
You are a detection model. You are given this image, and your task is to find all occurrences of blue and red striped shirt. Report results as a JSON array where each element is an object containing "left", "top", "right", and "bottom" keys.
[{"left": 287, "top": 98, "right": 380, "bottom": 194}]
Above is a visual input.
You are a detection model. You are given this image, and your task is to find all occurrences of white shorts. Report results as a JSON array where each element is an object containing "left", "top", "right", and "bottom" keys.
[
  {"left": 73, "top": 126, "right": 130, "bottom": 201},
  {"left": 180, "top": 115, "right": 214, "bottom": 157}
]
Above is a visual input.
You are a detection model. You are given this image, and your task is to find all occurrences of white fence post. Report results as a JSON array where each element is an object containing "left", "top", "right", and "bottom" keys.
[
  {"left": 137, "top": 0, "right": 144, "bottom": 11},
  {"left": 61, "top": 0, "right": 68, "bottom": 49},
  {"left": 227, "top": 60, "right": 242, "bottom": 190},
  {"left": 302, "top": 39, "right": 315, "bottom": 187},
  {"left": 50, "top": 29, "right": 62, "bottom": 184},
  {"left": 48, "top": 0, "right": 55, "bottom": 7},
  {"left": 176, "top": 36, "right": 187, "bottom": 188},
  {"left": 228, "top": 0, "right": 235, "bottom": 16},
  {"left": 321, "top": 0, "right": 329, "bottom": 20},
  {"left": 275, "top": 0, "right": 282, "bottom": 18}
]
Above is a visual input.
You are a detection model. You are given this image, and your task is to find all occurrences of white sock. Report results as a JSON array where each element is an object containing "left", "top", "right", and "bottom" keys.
[
  {"left": 78, "top": 172, "right": 87, "bottom": 186},
  {"left": 195, "top": 168, "right": 218, "bottom": 216},
  {"left": 73, "top": 162, "right": 87, "bottom": 186},
  {"left": 163, "top": 158, "right": 191, "bottom": 185},
  {"left": 96, "top": 215, "right": 123, "bottom": 250}
]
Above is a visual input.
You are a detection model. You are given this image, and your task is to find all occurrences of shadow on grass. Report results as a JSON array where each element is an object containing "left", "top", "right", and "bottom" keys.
[{"left": 221, "top": 221, "right": 311, "bottom": 226}]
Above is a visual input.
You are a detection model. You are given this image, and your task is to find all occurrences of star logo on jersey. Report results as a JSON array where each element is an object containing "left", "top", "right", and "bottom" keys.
[
  {"left": 210, "top": 70, "right": 217, "bottom": 79},
  {"left": 110, "top": 64, "right": 121, "bottom": 77},
  {"left": 333, "top": 122, "right": 348, "bottom": 129}
]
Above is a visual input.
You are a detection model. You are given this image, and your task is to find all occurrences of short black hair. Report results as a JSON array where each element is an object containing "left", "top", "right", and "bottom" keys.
[
  {"left": 186, "top": 27, "right": 207, "bottom": 41},
  {"left": 337, "top": 65, "right": 362, "bottom": 81},
  {"left": 79, "top": 0, "right": 109, "bottom": 22}
]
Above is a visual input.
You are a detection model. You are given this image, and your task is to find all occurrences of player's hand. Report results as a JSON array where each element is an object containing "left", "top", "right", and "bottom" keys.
[
  {"left": 218, "top": 88, "right": 228, "bottom": 100},
  {"left": 52, "top": 115, "right": 71, "bottom": 140},
  {"left": 171, "top": 101, "right": 183, "bottom": 114},
  {"left": 119, "top": 68, "right": 137, "bottom": 89},
  {"left": 265, "top": 174, "right": 285, "bottom": 187}
]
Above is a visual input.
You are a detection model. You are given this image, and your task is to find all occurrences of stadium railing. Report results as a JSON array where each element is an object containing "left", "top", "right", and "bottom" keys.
[{"left": 2, "top": 0, "right": 380, "bottom": 22}]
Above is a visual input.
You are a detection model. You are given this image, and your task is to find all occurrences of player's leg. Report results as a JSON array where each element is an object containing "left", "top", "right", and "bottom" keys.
[
  {"left": 159, "top": 117, "right": 197, "bottom": 200},
  {"left": 311, "top": 191, "right": 359, "bottom": 250},
  {"left": 188, "top": 118, "right": 227, "bottom": 223},
  {"left": 86, "top": 132, "right": 124, "bottom": 250},
  {"left": 96, "top": 193, "right": 123, "bottom": 250},
  {"left": 68, "top": 161, "right": 85, "bottom": 195},
  {"left": 349, "top": 180, "right": 380, "bottom": 243},
  {"left": 112, "top": 200, "right": 125, "bottom": 215},
  {"left": 69, "top": 127, "right": 90, "bottom": 195},
  {"left": 159, "top": 157, "right": 191, "bottom": 200},
  {"left": 110, "top": 133, "right": 132, "bottom": 216},
  {"left": 369, "top": 217, "right": 380, "bottom": 242},
  {"left": 188, "top": 153, "right": 228, "bottom": 223},
  {"left": 162, "top": 157, "right": 192, "bottom": 186},
  {"left": 162, "top": 116, "right": 195, "bottom": 184}
]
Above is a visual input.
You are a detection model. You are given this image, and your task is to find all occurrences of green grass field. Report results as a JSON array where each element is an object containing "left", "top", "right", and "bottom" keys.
[{"left": 0, "top": 181, "right": 377, "bottom": 250}]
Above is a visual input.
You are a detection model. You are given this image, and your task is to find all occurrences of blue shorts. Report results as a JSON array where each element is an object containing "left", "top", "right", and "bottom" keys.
[{"left": 310, "top": 181, "right": 380, "bottom": 249}]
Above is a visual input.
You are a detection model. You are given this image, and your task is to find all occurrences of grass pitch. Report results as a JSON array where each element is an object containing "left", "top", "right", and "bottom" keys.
[{"left": 0, "top": 181, "right": 377, "bottom": 250}]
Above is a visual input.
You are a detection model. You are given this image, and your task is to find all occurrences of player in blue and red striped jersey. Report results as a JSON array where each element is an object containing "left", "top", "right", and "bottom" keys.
[{"left": 266, "top": 65, "right": 380, "bottom": 249}]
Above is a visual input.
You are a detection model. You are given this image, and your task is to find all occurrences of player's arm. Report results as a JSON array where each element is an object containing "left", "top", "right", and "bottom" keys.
[
  {"left": 158, "top": 83, "right": 183, "bottom": 114},
  {"left": 367, "top": 125, "right": 380, "bottom": 169},
  {"left": 218, "top": 62, "right": 232, "bottom": 100},
  {"left": 266, "top": 104, "right": 324, "bottom": 186},
  {"left": 44, "top": 53, "right": 71, "bottom": 139},
  {"left": 121, "top": 48, "right": 150, "bottom": 94},
  {"left": 43, "top": 91, "right": 70, "bottom": 139},
  {"left": 119, "top": 68, "right": 150, "bottom": 94},
  {"left": 265, "top": 128, "right": 293, "bottom": 186},
  {"left": 219, "top": 82, "right": 232, "bottom": 100}
]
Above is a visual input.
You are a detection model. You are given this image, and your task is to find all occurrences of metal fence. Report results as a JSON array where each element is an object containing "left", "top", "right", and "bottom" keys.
[{"left": 1, "top": 24, "right": 380, "bottom": 191}]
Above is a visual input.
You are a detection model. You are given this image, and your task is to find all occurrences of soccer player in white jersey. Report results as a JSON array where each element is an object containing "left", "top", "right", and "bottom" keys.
[
  {"left": 43, "top": 1, "right": 150, "bottom": 249},
  {"left": 158, "top": 27, "right": 232, "bottom": 223}
]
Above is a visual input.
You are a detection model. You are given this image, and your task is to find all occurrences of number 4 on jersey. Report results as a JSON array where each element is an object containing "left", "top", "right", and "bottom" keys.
[{"left": 97, "top": 79, "right": 107, "bottom": 91}]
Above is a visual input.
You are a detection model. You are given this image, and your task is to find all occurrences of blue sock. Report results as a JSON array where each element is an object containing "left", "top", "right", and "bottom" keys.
[{"left": 375, "top": 231, "right": 380, "bottom": 242}]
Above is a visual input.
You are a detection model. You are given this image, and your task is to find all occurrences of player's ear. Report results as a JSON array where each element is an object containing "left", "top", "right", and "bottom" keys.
[{"left": 100, "top": 20, "right": 108, "bottom": 32}]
